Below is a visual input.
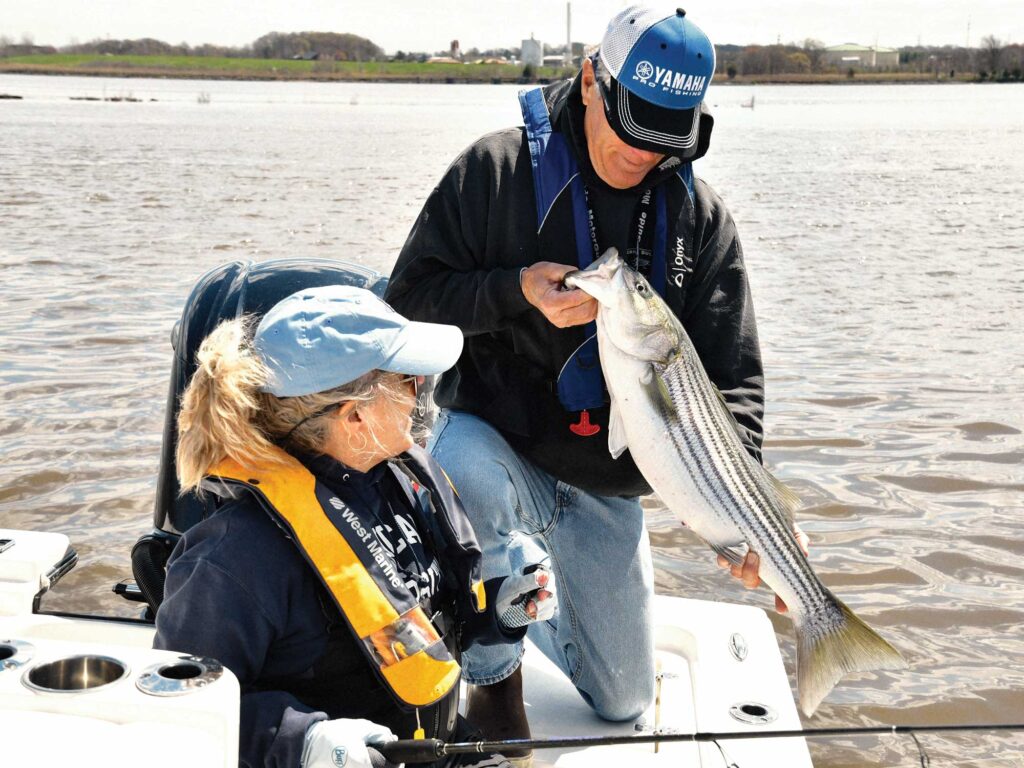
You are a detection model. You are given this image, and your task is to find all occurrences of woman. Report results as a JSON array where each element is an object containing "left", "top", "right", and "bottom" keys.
[{"left": 154, "top": 285, "right": 555, "bottom": 768}]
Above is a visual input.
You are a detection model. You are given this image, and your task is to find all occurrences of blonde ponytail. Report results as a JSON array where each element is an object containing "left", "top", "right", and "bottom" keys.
[{"left": 176, "top": 318, "right": 285, "bottom": 492}]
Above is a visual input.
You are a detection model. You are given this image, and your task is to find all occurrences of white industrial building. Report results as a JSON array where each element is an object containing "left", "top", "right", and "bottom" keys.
[
  {"left": 824, "top": 44, "right": 900, "bottom": 70},
  {"left": 521, "top": 37, "right": 543, "bottom": 68}
]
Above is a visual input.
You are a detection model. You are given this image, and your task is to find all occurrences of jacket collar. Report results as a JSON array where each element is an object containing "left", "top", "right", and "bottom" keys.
[{"left": 295, "top": 451, "right": 387, "bottom": 492}]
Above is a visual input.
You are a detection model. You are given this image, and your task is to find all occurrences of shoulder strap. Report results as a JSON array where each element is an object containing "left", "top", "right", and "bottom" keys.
[
  {"left": 519, "top": 87, "right": 589, "bottom": 248},
  {"left": 392, "top": 447, "right": 486, "bottom": 613},
  {"left": 678, "top": 162, "right": 695, "bottom": 206}
]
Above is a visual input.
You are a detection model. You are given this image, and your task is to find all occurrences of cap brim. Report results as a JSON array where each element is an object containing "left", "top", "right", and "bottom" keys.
[
  {"left": 603, "top": 78, "right": 701, "bottom": 157},
  {"left": 378, "top": 320, "right": 464, "bottom": 377}
]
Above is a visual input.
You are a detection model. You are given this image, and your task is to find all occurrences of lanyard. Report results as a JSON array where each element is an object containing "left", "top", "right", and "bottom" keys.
[
  {"left": 580, "top": 184, "right": 658, "bottom": 277},
  {"left": 556, "top": 182, "right": 666, "bottom": 432}
]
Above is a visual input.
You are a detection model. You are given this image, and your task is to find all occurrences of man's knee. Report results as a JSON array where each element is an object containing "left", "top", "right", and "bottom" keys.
[
  {"left": 431, "top": 416, "right": 511, "bottom": 493},
  {"left": 584, "top": 675, "right": 655, "bottom": 722},
  {"left": 431, "top": 418, "right": 521, "bottom": 521}
]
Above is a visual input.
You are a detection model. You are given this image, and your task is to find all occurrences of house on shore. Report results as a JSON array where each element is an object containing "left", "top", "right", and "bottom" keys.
[{"left": 824, "top": 43, "right": 899, "bottom": 70}]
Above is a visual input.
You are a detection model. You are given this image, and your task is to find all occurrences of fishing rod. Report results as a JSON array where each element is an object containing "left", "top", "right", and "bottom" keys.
[{"left": 379, "top": 722, "right": 1024, "bottom": 763}]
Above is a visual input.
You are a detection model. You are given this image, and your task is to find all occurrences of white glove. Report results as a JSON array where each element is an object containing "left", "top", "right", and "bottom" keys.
[
  {"left": 495, "top": 564, "right": 557, "bottom": 630},
  {"left": 301, "top": 718, "right": 397, "bottom": 768}
]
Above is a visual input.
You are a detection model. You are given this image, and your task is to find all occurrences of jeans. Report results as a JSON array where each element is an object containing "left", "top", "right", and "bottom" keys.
[{"left": 429, "top": 409, "right": 656, "bottom": 721}]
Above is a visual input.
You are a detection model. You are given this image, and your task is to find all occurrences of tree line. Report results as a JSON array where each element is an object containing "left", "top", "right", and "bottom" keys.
[
  {"left": 0, "top": 32, "right": 383, "bottom": 61},
  {"left": 716, "top": 37, "right": 1023, "bottom": 80},
  {"left": 2, "top": 31, "right": 1022, "bottom": 80}
]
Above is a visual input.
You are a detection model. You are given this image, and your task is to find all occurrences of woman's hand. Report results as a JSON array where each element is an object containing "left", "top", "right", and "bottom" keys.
[
  {"left": 302, "top": 718, "right": 398, "bottom": 768},
  {"left": 716, "top": 524, "right": 810, "bottom": 614},
  {"left": 496, "top": 564, "right": 557, "bottom": 630}
]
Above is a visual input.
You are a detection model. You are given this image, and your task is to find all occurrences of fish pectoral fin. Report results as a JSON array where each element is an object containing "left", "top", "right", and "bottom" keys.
[
  {"left": 608, "top": 398, "right": 629, "bottom": 460},
  {"left": 710, "top": 541, "right": 749, "bottom": 568},
  {"left": 644, "top": 363, "right": 676, "bottom": 413}
]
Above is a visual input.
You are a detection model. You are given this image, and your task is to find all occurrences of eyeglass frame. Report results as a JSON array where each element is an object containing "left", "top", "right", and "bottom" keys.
[{"left": 281, "top": 373, "right": 421, "bottom": 442}]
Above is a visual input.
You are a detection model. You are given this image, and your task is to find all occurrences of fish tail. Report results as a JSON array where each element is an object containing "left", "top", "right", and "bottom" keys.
[{"left": 795, "top": 595, "right": 906, "bottom": 716}]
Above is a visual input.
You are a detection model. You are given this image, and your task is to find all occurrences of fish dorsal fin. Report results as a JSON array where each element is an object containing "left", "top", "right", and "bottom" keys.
[
  {"left": 769, "top": 472, "right": 802, "bottom": 522},
  {"left": 711, "top": 381, "right": 747, "bottom": 438},
  {"left": 708, "top": 380, "right": 775, "bottom": 476},
  {"left": 608, "top": 396, "right": 628, "bottom": 460},
  {"left": 709, "top": 378, "right": 801, "bottom": 523},
  {"left": 749, "top": 463, "right": 801, "bottom": 525}
]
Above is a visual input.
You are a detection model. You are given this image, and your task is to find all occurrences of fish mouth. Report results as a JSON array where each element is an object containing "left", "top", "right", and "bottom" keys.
[{"left": 564, "top": 248, "right": 622, "bottom": 302}]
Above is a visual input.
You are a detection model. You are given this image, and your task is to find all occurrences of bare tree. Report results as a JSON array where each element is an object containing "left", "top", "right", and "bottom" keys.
[
  {"left": 767, "top": 44, "right": 789, "bottom": 75},
  {"left": 802, "top": 38, "right": 826, "bottom": 72},
  {"left": 980, "top": 35, "right": 1003, "bottom": 75},
  {"left": 740, "top": 45, "right": 770, "bottom": 75}
]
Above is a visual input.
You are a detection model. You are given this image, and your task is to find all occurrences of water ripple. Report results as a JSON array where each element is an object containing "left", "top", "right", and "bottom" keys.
[{"left": 3, "top": 76, "right": 1023, "bottom": 767}]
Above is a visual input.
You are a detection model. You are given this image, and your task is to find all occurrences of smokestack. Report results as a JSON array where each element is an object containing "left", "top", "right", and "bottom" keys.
[{"left": 565, "top": 2, "right": 572, "bottom": 68}]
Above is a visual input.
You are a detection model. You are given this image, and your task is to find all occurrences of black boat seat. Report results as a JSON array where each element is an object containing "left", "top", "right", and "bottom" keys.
[{"left": 126, "top": 259, "right": 390, "bottom": 618}]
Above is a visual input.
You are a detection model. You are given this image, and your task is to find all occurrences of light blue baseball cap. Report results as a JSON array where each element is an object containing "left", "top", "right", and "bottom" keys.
[{"left": 253, "top": 285, "right": 463, "bottom": 397}]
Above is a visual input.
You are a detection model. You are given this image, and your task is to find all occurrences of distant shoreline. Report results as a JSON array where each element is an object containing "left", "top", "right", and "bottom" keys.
[
  {"left": 0, "top": 66, "right": 981, "bottom": 86},
  {"left": 0, "top": 55, "right": 988, "bottom": 86}
]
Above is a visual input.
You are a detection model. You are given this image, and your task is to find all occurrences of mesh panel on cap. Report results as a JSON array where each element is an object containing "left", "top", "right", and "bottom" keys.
[{"left": 600, "top": 6, "right": 672, "bottom": 78}]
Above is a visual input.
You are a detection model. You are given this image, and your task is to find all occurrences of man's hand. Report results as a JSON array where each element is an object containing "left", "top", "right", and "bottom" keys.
[
  {"left": 496, "top": 564, "right": 556, "bottom": 630},
  {"left": 521, "top": 262, "right": 598, "bottom": 328},
  {"left": 716, "top": 524, "right": 810, "bottom": 614}
]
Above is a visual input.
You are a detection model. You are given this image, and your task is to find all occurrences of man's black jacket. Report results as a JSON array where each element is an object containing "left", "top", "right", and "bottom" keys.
[{"left": 386, "top": 75, "right": 764, "bottom": 497}]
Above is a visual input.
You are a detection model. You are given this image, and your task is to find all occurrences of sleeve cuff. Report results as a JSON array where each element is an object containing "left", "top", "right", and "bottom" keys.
[{"left": 494, "top": 266, "right": 533, "bottom": 319}]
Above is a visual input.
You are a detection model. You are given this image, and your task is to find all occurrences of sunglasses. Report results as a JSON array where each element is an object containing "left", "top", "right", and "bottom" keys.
[
  {"left": 593, "top": 72, "right": 613, "bottom": 115},
  {"left": 282, "top": 374, "right": 422, "bottom": 441}
]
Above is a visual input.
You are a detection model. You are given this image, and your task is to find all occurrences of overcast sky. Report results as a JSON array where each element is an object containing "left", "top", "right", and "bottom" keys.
[{"left": 2, "top": 1, "right": 1020, "bottom": 52}]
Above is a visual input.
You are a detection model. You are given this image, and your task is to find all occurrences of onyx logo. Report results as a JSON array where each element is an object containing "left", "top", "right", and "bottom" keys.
[
  {"left": 635, "top": 60, "right": 654, "bottom": 80},
  {"left": 671, "top": 235, "right": 692, "bottom": 288}
]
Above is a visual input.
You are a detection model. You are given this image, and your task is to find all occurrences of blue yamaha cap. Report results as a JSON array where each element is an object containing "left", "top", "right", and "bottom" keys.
[
  {"left": 597, "top": 5, "right": 715, "bottom": 156},
  {"left": 253, "top": 285, "right": 463, "bottom": 397}
]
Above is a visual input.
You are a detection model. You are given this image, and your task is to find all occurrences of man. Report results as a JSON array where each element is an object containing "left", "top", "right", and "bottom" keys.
[{"left": 387, "top": 4, "right": 797, "bottom": 750}]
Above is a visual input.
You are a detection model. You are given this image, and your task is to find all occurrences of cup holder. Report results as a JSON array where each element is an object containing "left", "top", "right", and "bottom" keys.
[
  {"left": 23, "top": 654, "right": 129, "bottom": 693},
  {"left": 1, "top": 639, "right": 35, "bottom": 672},
  {"left": 136, "top": 655, "right": 224, "bottom": 697},
  {"left": 729, "top": 701, "right": 778, "bottom": 725}
]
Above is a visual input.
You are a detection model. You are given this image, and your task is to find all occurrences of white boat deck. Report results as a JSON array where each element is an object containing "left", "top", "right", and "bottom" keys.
[
  {"left": 0, "top": 528, "right": 812, "bottom": 767},
  {"left": 522, "top": 596, "right": 812, "bottom": 767}
]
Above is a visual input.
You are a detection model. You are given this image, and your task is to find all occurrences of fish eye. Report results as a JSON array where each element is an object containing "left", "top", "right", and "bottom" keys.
[{"left": 636, "top": 283, "right": 647, "bottom": 294}]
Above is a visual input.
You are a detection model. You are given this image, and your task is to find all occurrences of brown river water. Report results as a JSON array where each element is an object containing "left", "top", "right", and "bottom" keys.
[{"left": 1, "top": 74, "right": 1023, "bottom": 766}]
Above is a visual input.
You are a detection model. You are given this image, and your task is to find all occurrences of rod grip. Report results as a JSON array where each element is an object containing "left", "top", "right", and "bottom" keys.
[{"left": 378, "top": 738, "right": 445, "bottom": 764}]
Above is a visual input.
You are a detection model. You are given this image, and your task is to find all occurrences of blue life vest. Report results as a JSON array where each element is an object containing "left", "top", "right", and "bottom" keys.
[{"left": 518, "top": 87, "right": 695, "bottom": 415}]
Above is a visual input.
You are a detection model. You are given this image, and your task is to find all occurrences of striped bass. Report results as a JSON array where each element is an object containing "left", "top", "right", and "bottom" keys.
[{"left": 565, "top": 248, "right": 905, "bottom": 716}]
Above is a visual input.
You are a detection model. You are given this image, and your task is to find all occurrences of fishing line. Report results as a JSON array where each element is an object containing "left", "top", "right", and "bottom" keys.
[
  {"left": 907, "top": 730, "right": 931, "bottom": 768},
  {"left": 710, "top": 738, "right": 739, "bottom": 768}
]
